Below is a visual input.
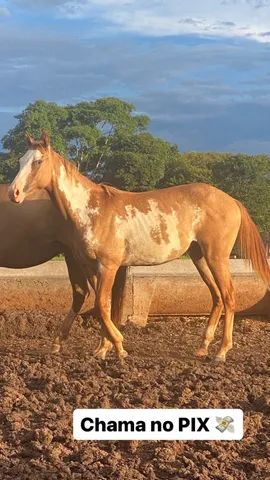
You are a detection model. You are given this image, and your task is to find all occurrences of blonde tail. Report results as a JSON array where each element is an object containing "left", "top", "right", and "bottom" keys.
[{"left": 236, "top": 200, "right": 270, "bottom": 285}]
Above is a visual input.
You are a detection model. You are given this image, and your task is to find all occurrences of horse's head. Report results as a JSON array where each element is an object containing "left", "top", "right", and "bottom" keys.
[{"left": 8, "top": 131, "right": 53, "bottom": 203}]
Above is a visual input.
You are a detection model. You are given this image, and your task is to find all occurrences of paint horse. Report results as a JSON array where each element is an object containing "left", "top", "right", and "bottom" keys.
[
  {"left": 9, "top": 132, "right": 270, "bottom": 362},
  {"left": 0, "top": 183, "right": 125, "bottom": 353}
]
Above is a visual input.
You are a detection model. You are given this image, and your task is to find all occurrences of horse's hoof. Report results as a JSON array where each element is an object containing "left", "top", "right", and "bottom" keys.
[
  {"left": 195, "top": 348, "right": 208, "bottom": 357},
  {"left": 94, "top": 348, "right": 107, "bottom": 360},
  {"left": 51, "top": 344, "right": 61, "bottom": 354},
  {"left": 119, "top": 349, "right": 128, "bottom": 359},
  {"left": 117, "top": 351, "right": 128, "bottom": 366},
  {"left": 214, "top": 355, "right": 226, "bottom": 363}
]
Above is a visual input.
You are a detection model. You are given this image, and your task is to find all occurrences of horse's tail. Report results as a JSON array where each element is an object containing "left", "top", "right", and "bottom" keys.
[{"left": 236, "top": 200, "right": 270, "bottom": 285}]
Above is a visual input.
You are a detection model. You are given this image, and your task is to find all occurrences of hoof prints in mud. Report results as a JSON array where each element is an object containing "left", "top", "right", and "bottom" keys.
[{"left": 0, "top": 312, "right": 269, "bottom": 479}]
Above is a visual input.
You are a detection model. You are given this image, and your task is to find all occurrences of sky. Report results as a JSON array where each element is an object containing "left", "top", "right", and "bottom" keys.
[{"left": 0, "top": 0, "right": 270, "bottom": 153}]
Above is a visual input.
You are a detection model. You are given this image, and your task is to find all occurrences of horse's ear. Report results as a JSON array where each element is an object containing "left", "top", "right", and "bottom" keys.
[
  {"left": 25, "top": 133, "right": 35, "bottom": 147},
  {"left": 41, "top": 130, "right": 50, "bottom": 148}
]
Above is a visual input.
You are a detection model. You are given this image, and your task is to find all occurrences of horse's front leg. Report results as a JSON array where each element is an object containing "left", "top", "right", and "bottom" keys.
[
  {"left": 51, "top": 253, "right": 90, "bottom": 353},
  {"left": 95, "top": 263, "right": 127, "bottom": 360},
  {"left": 94, "top": 267, "right": 127, "bottom": 360},
  {"left": 94, "top": 325, "right": 114, "bottom": 359}
]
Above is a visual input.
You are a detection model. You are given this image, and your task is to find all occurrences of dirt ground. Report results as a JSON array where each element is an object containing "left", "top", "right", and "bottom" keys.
[{"left": 0, "top": 310, "right": 269, "bottom": 480}]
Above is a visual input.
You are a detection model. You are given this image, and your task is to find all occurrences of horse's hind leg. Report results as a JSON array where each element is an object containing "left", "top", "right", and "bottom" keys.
[
  {"left": 51, "top": 253, "right": 89, "bottom": 354},
  {"left": 188, "top": 242, "right": 224, "bottom": 357},
  {"left": 201, "top": 250, "right": 235, "bottom": 362}
]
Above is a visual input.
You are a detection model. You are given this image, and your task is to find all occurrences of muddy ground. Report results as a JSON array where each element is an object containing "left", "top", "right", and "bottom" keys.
[{"left": 0, "top": 310, "right": 269, "bottom": 480}]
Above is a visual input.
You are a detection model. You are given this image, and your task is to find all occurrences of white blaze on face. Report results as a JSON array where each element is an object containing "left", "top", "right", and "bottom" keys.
[
  {"left": 58, "top": 165, "right": 98, "bottom": 248},
  {"left": 115, "top": 199, "right": 181, "bottom": 265},
  {"left": 13, "top": 149, "right": 42, "bottom": 191}
]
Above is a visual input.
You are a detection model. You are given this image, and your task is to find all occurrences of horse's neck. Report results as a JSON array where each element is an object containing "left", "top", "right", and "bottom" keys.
[{"left": 50, "top": 154, "right": 98, "bottom": 223}]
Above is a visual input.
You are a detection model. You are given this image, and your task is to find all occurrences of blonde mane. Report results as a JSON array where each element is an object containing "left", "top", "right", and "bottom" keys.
[
  {"left": 53, "top": 149, "right": 121, "bottom": 198},
  {"left": 99, "top": 183, "right": 119, "bottom": 197}
]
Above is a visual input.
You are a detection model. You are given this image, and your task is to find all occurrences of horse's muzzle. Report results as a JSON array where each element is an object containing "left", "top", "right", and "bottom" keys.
[{"left": 8, "top": 185, "right": 22, "bottom": 203}]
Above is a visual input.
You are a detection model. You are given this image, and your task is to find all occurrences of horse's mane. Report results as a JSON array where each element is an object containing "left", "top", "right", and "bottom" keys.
[
  {"left": 55, "top": 152, "right": 78, "bottom": 176},
  {"left": 54, "top": 151, "right": 92, "bottom": 189},
  {"left": 99, "top": 183, "right": 119, "bottom": 198},
  {"left": 54, "top": 151, "right": 121, "bottom": 197}
]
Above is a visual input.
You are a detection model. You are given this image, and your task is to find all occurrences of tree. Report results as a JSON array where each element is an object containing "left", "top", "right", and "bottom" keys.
[
  {"left": 63, "top": 124, "right": 101, "bottom": 172},
  {"left": 93, "top": 97, "right": 149, "bottom": 137},
  {"left": 2, "top": 100, "right": 68, "bottom": 156},
  {"left": 1, "top": 97, "right": 150, "bottom": 178},
  {"left": 1, "top": 98, "right": 270, "bottom": 237},
  {"left": 62, "top": 98, "right": 149, "bottom": 176},
  {"left": 103, "top": 151, "right": 164, "bottom": 191},
  {"left": 84, "top": 98, "right": 150, "bottom": 177},
  {"left": 0, "top": 153, "right": 18, "bottom": 184},
  {"left": 211, "top": 154, "right": 270, "bottom": 233},
  {"left": 103, "top": 133, "right": 177, "bottom": 190}
]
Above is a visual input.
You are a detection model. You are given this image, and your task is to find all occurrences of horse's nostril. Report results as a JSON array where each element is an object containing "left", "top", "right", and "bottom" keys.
[{"left": 8, "top": 187, "right": 20, "bottom": 202}]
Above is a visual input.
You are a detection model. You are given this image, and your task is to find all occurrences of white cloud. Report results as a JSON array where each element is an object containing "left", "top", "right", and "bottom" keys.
[
  {"left": 50, "top": 0, "right": 270, "bottom": 42},
  {"left": 9, "top": 0, "right": 270, "bottom": 41},
  {"left": 56, "top": 0, "right": 133, "bottom": 19}
]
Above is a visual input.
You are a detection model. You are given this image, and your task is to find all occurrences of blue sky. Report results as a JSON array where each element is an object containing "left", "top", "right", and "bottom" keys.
[{"left": 0, "top": 0, "right": 270, "bottom": 153}]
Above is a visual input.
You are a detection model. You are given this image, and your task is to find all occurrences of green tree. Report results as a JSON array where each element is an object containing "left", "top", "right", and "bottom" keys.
[
  {"left": 63, "top": 98, "right": 149, "bottom": 175},
  {"left": 2, "top": 98, "right": 269, "bottom": 238},
  {"left": 93, "top": 97, "right": 149, "bottom": 137},
  {"left": 211, "top": 154, "right": 270, "bottom": 232},
  {"left": 2, "top": 100, "right": 68, "bottom": 155},
  {"left": 104, "top": 133, "right": 177, "bottom": 190},
  {"left": 63, "top": 124, "right": 101, "bottom": 172},
  {"left": 1, "top": 98, "right": 150, "bottom": 179},
  {"left": 103, "top": 151, "right": 164, "bottom": 191},
  {"left": 0, "top": 153, "right": 18, "bottom": 184}
]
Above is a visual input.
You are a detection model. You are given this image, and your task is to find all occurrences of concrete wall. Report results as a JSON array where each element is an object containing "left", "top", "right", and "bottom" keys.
[
  {"left": 0, "top": 260, "right": 269, "bottom": 324},
  {"left": 0, "top": 258, "right": 257, "bottom": 277}
]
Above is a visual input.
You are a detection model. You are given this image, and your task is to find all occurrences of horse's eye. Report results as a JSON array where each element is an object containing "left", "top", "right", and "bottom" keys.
[{"left": 33, "top": 159, "right": 43, "bottom": 166}]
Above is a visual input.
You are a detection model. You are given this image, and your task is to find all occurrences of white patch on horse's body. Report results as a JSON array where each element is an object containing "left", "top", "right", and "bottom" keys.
[
  {"left": 115, "top": 199, "right": 182, "bottom": 265},
  {"left": 58, "top": 165, "right": 99, "bottom": 251},
  {"left": 189, "top": 206, "right": 202, "bottom": 242}
]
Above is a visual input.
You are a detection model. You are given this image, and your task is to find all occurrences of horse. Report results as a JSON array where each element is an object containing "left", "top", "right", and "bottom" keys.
[
  {"left": 0, "top": 183, "right": 126, "bottom": 355},
  {"left": 8, "top": 132, "right": 270, "bottom": 362}
]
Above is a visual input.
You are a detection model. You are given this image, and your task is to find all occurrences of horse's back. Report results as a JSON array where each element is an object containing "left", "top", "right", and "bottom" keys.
[
  {"left": 107, "top": 182, "right": 238, "bottom": 209},
  {"left": 98, "top": 182, "right": 242, "bottom": 265}
]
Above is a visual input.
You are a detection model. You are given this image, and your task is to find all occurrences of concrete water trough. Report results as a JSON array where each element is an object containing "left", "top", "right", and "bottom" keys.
[{"left": 0, "top": 259, "right": 269, "bottom": 325}]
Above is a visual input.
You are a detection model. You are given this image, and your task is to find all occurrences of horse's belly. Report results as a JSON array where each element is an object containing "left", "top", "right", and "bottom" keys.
[{"left": 123, "top": 238, "right": 182, "bottom": 266}]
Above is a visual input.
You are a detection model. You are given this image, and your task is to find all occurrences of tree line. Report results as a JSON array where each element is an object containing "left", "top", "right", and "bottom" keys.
[{"left": 1, "top": 98, "right": 269, "bottom": 235}]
